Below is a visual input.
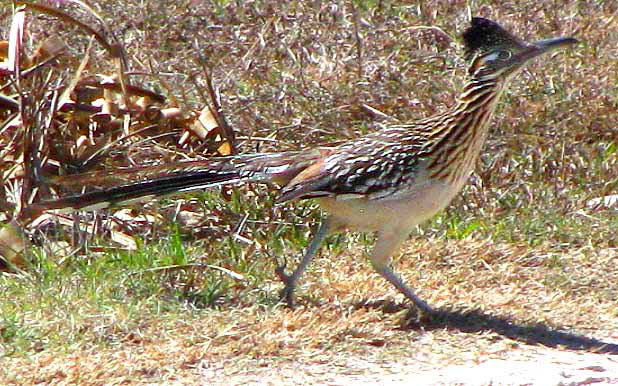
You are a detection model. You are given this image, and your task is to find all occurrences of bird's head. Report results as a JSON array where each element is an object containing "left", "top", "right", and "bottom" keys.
[{"left": 463, "top": 17, "right": 578, "bottom": 81}]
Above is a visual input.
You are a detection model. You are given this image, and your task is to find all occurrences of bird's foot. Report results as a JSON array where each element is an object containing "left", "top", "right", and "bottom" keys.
[
  {"left": 274, "top": 263, "right": 296, "bottom": 308},
  {"left": 404, "top": 302, "right": 441, "bottom": 326}
]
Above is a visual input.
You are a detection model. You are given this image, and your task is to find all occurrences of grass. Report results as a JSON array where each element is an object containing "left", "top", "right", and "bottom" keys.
[{"left": 1, "top": 0, "right": 618, "bottom": 384}]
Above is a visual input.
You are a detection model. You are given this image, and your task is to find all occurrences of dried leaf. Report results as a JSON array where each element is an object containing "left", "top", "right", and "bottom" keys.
[
  {"left": 181, "top": 106, "right": 219, "bottom": 144},
  {"left": 0, "top": 40, "right": 8, "bottom": 61},
  {"left": 0, "top": 221, "right": 27, "bottom": 269},
  {"left": 197, "top": 106, "right": 219, "bottom": 137},
  {"left": 110, "top": 230, "right": 137, "bottom": 250},
  {"left": 217, "top": 141, "right": 232, "bottom": 156},
  {"left": 6, "top": 8, "right": 25, "bottom": 74}
]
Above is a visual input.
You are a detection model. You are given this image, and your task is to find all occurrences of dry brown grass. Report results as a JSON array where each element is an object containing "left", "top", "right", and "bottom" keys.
[
  {"left": 1, "top": 0, "right": 617, "bottom": 384},
  {"left": 3, "top": 240, "right": 617, "bottom": 384}
]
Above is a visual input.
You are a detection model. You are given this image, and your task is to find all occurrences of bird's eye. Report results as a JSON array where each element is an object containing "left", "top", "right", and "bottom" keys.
[
  {"left": 498, "top": 50, "right": 512, "bottom": 60},
  {"left": 482, "top": 50, "right": 509, "bottom": 63}
]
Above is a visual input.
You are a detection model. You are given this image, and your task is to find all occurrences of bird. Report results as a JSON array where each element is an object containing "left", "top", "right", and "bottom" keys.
[{"left": 31, "top": 17, "right": 578, "bottom": 315}]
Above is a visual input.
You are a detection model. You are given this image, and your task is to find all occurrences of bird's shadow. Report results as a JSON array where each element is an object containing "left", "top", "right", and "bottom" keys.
[{"left": 355, "top": 300, "right": 618, "bottom": 355}]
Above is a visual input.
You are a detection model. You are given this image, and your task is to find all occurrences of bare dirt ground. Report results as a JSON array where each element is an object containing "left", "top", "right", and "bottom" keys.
[
  {"left": 9, "top": 317, "right": 618, "bottom": 385},
  {"left": 204, "top": 348, "right": 618, "bottom": 386}
]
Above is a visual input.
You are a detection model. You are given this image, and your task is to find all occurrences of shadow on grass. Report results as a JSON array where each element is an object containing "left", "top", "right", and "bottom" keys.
[{"left": 355, "top": 300, "right": 618, "bottom": 355}]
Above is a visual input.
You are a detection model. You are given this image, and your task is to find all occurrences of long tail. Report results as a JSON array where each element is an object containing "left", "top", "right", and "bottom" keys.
[{"left": 30, "top": 149, "right": 327, "bottom": 213}]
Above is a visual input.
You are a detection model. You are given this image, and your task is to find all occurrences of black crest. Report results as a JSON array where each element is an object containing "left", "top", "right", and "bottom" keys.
[{"left": 462, "top": 17, "right": 525, "bottom": 60}]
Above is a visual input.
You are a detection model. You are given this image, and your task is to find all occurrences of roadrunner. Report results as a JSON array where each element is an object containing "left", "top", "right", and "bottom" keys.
[{"left": 33, "top": 18, "right": 577, "bottom": 314}]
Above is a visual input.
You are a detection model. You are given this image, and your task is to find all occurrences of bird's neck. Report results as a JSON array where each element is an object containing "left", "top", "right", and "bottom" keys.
[{"left": 425, "top": 76, "right": 508, "bottom": 182}]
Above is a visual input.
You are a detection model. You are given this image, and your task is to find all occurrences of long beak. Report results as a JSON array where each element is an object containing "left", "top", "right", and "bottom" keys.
[
  {"left": 522, "top": 36, "right": 579, "bottom": 61},
  {"left": 534, "top": 36, "right": 579, "bottom": 51}
]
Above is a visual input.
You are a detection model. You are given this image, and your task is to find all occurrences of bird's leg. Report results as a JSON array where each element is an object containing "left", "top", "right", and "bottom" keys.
[
  {"left": 370, "top": 229, "right": 435, "bottom": 315},
  {"left": 275, "top": 217, "right": 333, "bottom": 307}
]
